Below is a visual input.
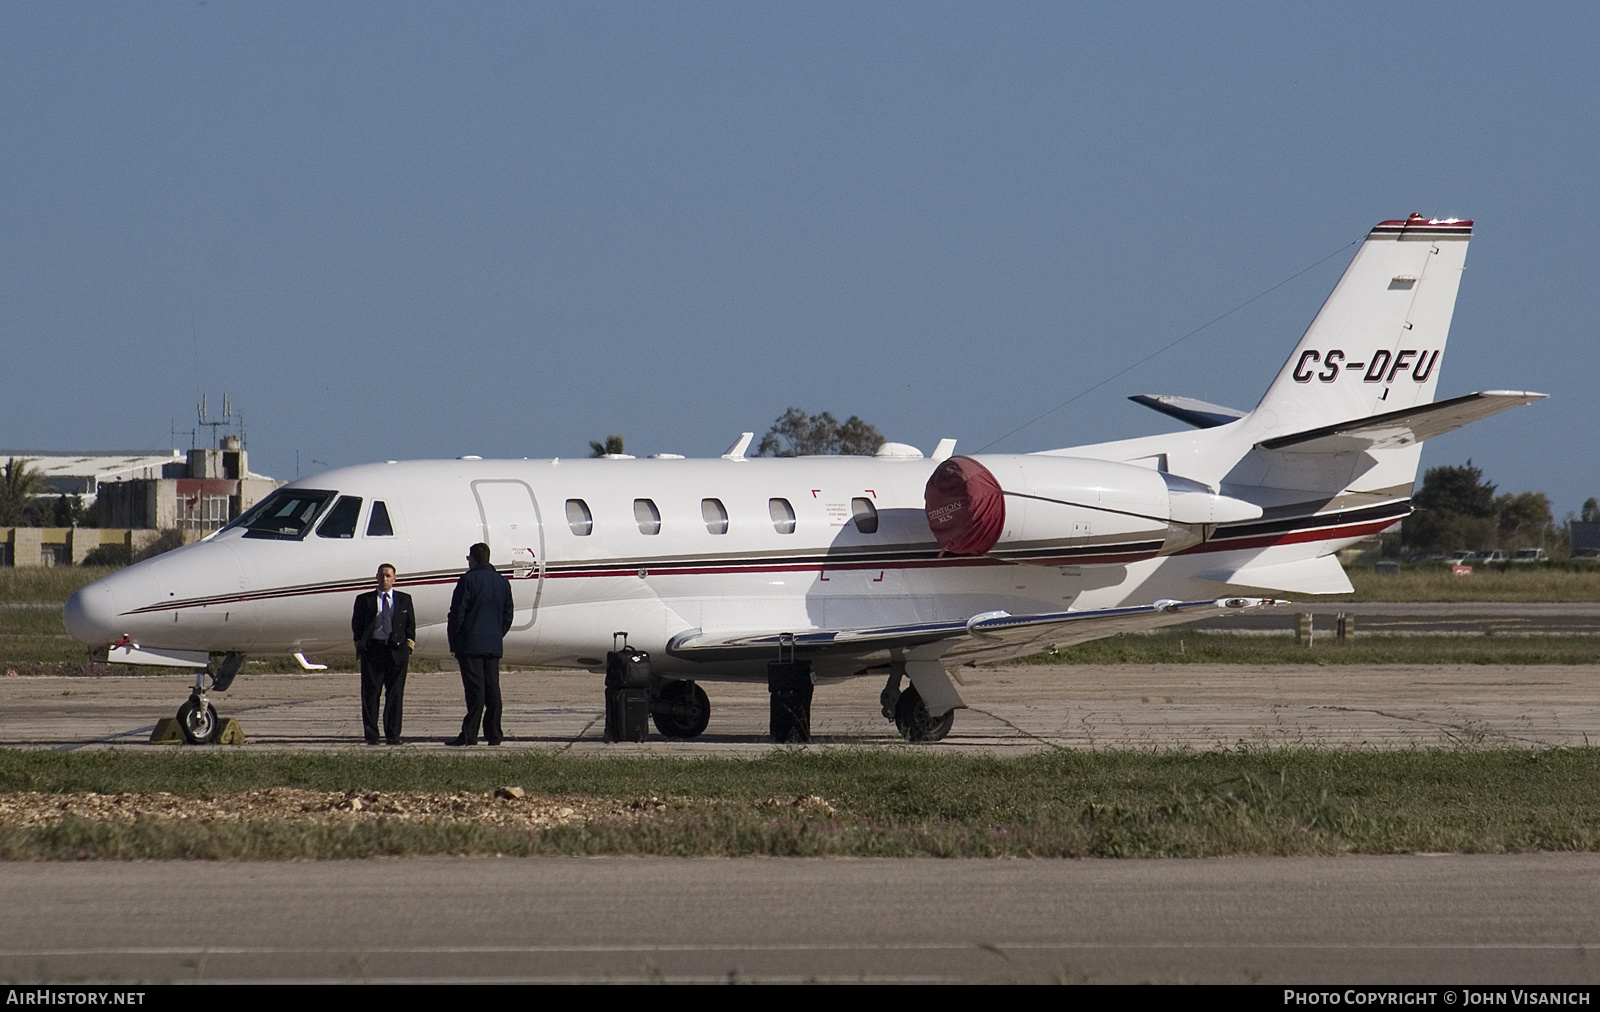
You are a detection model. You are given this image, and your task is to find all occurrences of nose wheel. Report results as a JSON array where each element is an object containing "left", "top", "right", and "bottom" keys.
[
  {"left": 170, "top": 658, "right": 240, "bottom": 745},
  {"left": 177, "top": 694, "right": 220, "bottom": 745}
]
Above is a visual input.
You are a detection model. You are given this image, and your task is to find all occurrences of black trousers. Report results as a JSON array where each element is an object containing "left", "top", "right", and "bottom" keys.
[
  {"left": 457, "top": 653, "right": 503, "bottom": 744},
  {"left": 360, "top": 641, "right": 409, "bottom": 743}
]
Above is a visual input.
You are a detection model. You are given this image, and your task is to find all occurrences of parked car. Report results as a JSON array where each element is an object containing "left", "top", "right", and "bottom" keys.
[
  {"left": 1464, "top": 550, "right": 1508, "bottom": 564},
  {"left": 1444, "top": 551, "right": 1473, "bottom": 565},
  {"left": 1511, "top": 548, "right": 1548, "bottom": 563}
]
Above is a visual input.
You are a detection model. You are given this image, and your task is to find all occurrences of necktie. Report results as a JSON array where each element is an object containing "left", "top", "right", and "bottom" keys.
[{"left": 378, "top": 593, "right": 391, "bottom": 640}]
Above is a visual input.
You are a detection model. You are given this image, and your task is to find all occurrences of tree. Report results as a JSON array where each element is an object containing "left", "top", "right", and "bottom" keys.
[
  {"left": 589, "top": 434, "right": 626, "bottom": 458},
  {"left": 1583, "top": 498, "right": 1600, "bottom": 523},
  {"left": 0, "top": 458, "right": 43, "bottom": 526},
  {"left": 1402, "top": 461, "right": 1498, "bottom": 551},
  {"left": 50, "top": 494, "right": 85, "bottom": 528},
  {"left": 757, "top": 408, "right": 885, "bottom": 457},
  {"left": 1495, "top": 490, "right": 1552, "bottom": 549}
]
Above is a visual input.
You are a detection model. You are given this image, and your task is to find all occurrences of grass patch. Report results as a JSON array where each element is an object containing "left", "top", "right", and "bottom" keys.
[
  {"left": 1024, "top": 631, "right": 1600, "bottom": 665},
  {"left": 0, "top": 567, "right": 120, "bottom": 605},
  {"left": 3, "top": 748, "right": 1600, "bottom": 859},
  {"left": 1343, "top": 565, "right": 1600, "bottom": 602}
]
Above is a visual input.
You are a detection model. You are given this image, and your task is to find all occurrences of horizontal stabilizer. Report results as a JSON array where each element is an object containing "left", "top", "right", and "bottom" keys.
[
  {"left": 668, "top": 597, "right": 1286, "bottom": 667},
  {"left": 1257, "top": 391, "right": 1546, "bottom": 455},
  {"left": 1129, "top": 394, "right": 1247, "bottom": 429},
  {"left": 1199, "top": 553, "right": 1353, "bottom": 595}
]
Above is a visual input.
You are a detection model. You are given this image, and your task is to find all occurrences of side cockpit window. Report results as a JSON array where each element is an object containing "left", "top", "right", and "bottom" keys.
[
  {"left": 316, "top": 496, "right": 363, "bottom": 539},
  {"left": 230, "top": 489, "right": 335, "bottom": 541},
  {"left": 366, "top": 501, "right": 394, "bottom": 537}
]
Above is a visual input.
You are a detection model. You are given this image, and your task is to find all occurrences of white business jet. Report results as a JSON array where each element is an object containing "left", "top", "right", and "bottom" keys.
[{"left": 65, "top": 215, "right": 1542, "bottom": 744}]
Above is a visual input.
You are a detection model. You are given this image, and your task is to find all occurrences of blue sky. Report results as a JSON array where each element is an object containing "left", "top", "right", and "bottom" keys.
[{"left": 2, "top": 3, "right": 1595, "bottom": 514}]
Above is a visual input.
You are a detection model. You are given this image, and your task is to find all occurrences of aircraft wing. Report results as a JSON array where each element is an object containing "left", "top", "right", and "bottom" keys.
[
  {"left": 1257, "top": 390, "right": 1546, "bottom": 454},
  {"left": 667, "top": 597, "right": 1286, "bottom": 667}
]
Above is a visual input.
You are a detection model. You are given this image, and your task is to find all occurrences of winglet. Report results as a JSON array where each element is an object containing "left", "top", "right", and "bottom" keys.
[
  {"left": 722, "top": 432, "right": 754, "bottom": 460},
  {"left": 1129, "top": 395, "right": 1246, "bottom": 429}
]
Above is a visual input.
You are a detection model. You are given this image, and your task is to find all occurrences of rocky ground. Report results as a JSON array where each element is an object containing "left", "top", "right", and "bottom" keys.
[{"left": 0, "top": 788, "right": 837, "bottom": 829}]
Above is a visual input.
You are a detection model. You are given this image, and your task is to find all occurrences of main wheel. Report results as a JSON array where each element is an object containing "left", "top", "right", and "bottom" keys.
[
  {"left": 893, "top": 686, "right": 954, "bottom": 743},
  {"left": 651, "top": 680, "right": 711, "bottom": 739},
  {"left": 177, "top": 697, "right": 220, "bottom": 745}
]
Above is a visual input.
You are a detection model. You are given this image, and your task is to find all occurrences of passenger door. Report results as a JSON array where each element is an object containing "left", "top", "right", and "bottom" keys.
[{"left": 470, "top": 480, "right": 544, "bottom": 631}]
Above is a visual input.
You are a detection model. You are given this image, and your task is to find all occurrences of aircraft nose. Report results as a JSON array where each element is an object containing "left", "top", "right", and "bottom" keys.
[{"left": 64, "top": 579, "right": 122, "bottom": 647}]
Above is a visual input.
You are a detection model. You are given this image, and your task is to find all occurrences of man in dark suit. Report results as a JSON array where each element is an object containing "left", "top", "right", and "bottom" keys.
[
  {"left": 444, "top": 542, "right": 514, "bottom": 746},
  {"left": 351, "top": 563, "right": 416, "bottom": 745}
]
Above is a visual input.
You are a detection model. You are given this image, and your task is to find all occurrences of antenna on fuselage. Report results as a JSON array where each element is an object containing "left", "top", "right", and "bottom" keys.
[{"left": 722, "top": 432, "right": 754, "bottom": 460}]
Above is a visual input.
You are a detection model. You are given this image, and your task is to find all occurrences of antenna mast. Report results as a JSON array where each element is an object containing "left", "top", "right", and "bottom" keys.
[{"left": 197, "top": 394, "right": 235, "bottom": 450}]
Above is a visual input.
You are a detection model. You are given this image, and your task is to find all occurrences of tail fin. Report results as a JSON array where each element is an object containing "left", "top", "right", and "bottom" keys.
[{"left": 1245, "top": 214, "right": 1471, "bottom": 439}]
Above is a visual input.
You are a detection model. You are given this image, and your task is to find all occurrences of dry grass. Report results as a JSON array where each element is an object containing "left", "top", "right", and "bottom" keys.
[
  {"left": 2, "top": 748, "right": 1599, "bottom": 859},
  {"left": 1345, "top": 565, "right": 1600, "bottom": 602}
]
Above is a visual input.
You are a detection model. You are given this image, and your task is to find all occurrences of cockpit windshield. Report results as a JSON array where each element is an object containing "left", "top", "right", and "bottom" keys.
[{"left": 227, "top": 489, "right": 336, "bottom": 540}]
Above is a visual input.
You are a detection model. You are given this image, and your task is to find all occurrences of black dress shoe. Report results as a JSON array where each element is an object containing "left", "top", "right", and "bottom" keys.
[
  {"left": 443, "top": 736, "right": 471, "bottom": 746},
  {"left": 385, "top": 738, "right": 402, "bottom": 746},
  {"left": 365, "top": 739, "right": 380, "bottom": 746},
  {"left": 485, "top": 739, "right": 503, "bottom": 746}
]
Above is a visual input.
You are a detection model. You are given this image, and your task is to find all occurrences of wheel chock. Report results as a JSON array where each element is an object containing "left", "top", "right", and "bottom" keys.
[
  {"left": 216, "top": 718, "right": 247, "bottom": 745},
  {"left": 149, "top": 718, "right": 184, "bottom": 745}
]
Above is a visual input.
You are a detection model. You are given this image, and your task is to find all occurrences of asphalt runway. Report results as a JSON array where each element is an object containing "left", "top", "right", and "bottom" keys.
[
  {"left": 3, "top": 660, "right": 1600, "bottom": 752},
  {"left": 4, "top": 855, "right": 1600, "bottom": 983},
  {"left": 7, "top": 661, "right": 1600, "bottom": 985}
]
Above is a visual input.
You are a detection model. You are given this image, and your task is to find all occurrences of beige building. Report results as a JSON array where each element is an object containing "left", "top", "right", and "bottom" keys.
[
  {"left": 0, "top": 527, "right": 169, "bottom": 568},
  {"left": 96, "top": 438, "right": 280, "bottom": 532},
  {"left": 1, "top": 437, "right": 282, "bottom": 566}
]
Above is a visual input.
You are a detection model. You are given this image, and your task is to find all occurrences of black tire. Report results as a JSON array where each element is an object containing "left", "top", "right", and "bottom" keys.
[
  {"left": 893, "top": 686, "right": 954, "bottom": 743},
  {"left": 177, "top": 697, "right": 220, "bottom": 745},
  {"left": 651, "top": 680, "right": 711, "bottom": 739}
]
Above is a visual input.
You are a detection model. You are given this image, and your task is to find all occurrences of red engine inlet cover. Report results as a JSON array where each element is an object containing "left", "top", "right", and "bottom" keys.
[{"left": 924, "top": 455, "right": 1006, "bottom": 555}]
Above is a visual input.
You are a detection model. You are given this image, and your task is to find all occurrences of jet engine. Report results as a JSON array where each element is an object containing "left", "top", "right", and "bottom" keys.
[{"left": 924, "top": 454, "right": 1262, "bottom": 561}]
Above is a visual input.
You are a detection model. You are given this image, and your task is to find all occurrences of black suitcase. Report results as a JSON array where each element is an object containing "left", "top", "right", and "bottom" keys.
[
  {"left": 767, "top": 659, "right": 814, "bottom": 743},
  {"left": 604, "top": 648, "right": 651, "bottom": 742}
]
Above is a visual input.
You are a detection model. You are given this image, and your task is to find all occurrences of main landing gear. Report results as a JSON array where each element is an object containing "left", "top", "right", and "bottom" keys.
[
  {"left": 598, "top": 637, "right": 958, "bottom": 744},
  {"left": 173, "top": 652, "right": 245, "bottom": 745},
  {"left": 880, "top": 667, "right": 954, "bottom": 743}
]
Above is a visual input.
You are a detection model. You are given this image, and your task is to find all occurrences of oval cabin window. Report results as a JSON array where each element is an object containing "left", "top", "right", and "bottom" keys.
[
  {"left": 769, "top": 497, "right": 796, "bottom": 535},
  {"left": 565, "top": 499, "right": 593, "bottom": 536},
  {"left": 702, "top": 498, "right": 729, "bottom": 535},
  {"left": 634, "top": 498, "right": 661, "bottom": 535},
  {"left": 851, "top": 497, "right": 879, "bottom": 534}
]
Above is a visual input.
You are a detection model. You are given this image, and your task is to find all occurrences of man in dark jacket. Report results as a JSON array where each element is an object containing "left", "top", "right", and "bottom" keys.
[
  {"left": 351, "top": 563, "right": 416, "bottom": 745},
  {"left": 444, "top": 542, "right": 514, "bottom": 745}
]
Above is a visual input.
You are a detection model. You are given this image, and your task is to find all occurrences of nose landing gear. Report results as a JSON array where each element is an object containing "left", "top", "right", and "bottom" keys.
[
  {"left": 169, "top": 653, "right": 245, "bottom": 745},
  {"left": 177, "top": 690, "right": 220, "bottom": 745}
]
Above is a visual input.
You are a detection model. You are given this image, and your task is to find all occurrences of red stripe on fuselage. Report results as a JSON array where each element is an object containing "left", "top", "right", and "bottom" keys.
[{"left": 117, "top": 518, "right": 1385, "bottom": 618}]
